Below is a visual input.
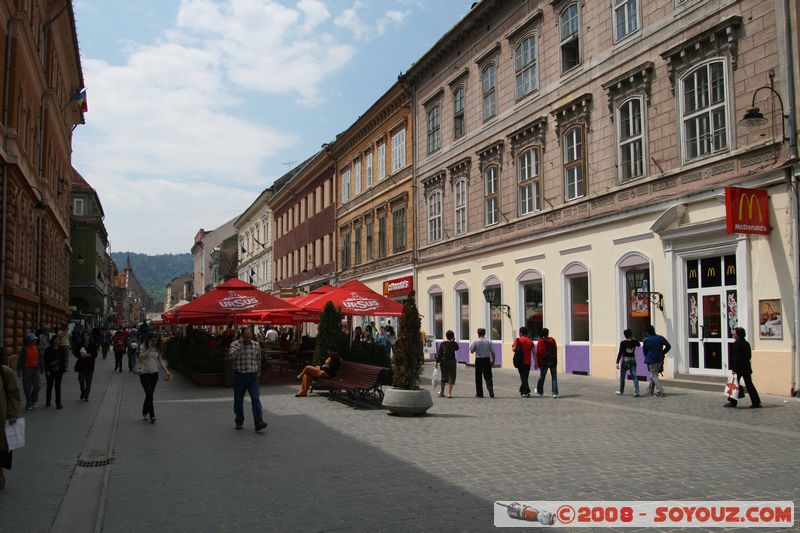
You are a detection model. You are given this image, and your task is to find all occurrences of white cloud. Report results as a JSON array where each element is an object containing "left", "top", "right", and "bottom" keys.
[{"left": 335, "top": 2, "right": 410, "bottom": 41}]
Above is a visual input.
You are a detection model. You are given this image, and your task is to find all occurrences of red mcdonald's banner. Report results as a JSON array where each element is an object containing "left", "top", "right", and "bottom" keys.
[
  {"left": 725, "top": 187, "right": 770, "bottom": 235},
  {"left": 383, "top": 275, "right": 413, "bottom": 296}
]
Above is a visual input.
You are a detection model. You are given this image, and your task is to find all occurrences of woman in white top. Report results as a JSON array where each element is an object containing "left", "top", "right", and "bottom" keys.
[{"left": 138, "top": 334, "right": 171, "bottom": 424}]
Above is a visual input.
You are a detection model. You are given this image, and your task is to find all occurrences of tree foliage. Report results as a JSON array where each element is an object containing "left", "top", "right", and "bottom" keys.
[
  {"left": 314, "top": 301, "right": 348, "bottom": 365},
  {"left": 391, "top": 291, "right": 423, "bottom": 389}
]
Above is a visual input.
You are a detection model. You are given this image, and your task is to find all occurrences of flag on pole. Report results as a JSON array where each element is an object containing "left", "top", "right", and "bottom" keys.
[{"left": 71, "top": 88, "right": 88, "bottom": 112}]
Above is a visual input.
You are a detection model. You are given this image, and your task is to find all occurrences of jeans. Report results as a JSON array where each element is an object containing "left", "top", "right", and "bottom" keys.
[
  {"left": 619, "top": 358, "right": 640, "bottom": 395},
  {"left": 128, "top": 352, "right": 137, "bottom": 370},
  {"left": 78, "top": 371, "right": 94, "bottom": 399},
  {"left": 46, "top": 371, "right": 63, "bottom": 407},
  {"left": 536, "top": 365, "right": 558, "bottom": 396},
  {"left": 140, "top": 372, "right": 158, "bottom": 419},
  {"left": 647, "top": 363, "right": 663, "bottom": 395},
  {"left": 233, "top": 372, "right": 263, "bottom": 426},
  {"left": 21, "top": 367, "right": 41, "bottom": 407},
  {"left": 474, "top": 358, "right": 494, "bottom": 397},
  {"left": 517, "top": 363, "right": 531, "bottom": 395}
]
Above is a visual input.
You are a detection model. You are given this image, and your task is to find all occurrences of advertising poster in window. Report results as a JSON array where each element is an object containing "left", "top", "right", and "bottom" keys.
[
  {"left": 630, "top": 293, "right": 650, "bottom": 318},
  {"left": 759, "top": 299, "right": 782, "bottom": 339}
]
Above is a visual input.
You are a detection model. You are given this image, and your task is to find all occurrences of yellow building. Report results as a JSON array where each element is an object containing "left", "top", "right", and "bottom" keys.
[{"left": 330, "top": 82, "right": 414, "bottom": 324}]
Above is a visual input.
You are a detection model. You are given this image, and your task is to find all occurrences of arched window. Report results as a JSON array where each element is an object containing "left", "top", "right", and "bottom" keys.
[
  {"left": 563, "top": 125, "right": 585, "bottom": 200},
  {"left": 514, "top": 35, "right": 538, "bottom": 99},
  {"left": 518, "top": 270, "right": 544, "bottom": 337},
  {"left": 453, "top": 86, "right": 466, "bottom": 138},
  {"left": 560, "top": 3, "right": 581, "bottom": 73},
  {"left": 680, "top": 59, "right": 729, "bottom": 161},
  {"left": 617, "top": 97, "right": 645, "bottom": 181},
  {"left": 518, "top": 147, "right": 540, "bottom": 215},
  {"left": 484, "top": 166, "right": 499, "bottom": 226},
  {"left": 454, "top": 281, "right": 470, "bottom": 341},
  {"left": 427, "top": 190, "right": 443, "bottom": 243},
  {"left": 428, "top": 285, "right": 443, "bottom": 340},
  {"left": 483, "top": 276, "right": 503, "bottom": 341},
  {"left": 454, "top": 178, "right": 468, "bottom": 235},
  {"left": 617, "top": 253, "right": 652, "bottom": 340},
  {"left": 563, "top": 263, "right": 589, "bottom": 342},
  {"left": 482, "top": 63, "right": 497, "bottom": 120}
]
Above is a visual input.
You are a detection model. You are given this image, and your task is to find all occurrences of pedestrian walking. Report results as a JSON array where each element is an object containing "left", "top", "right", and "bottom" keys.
[
  {"left": 16, "top": 333, "right": 43, "bottom": 410},
  {"left": 0, "top": 362, "right": 21, "bottom": 490},
  {"left": 435, "top": 330, "right": 459, "bottom": 398},
  {"left": 642, "top": 325, "right": 670, "bottom": 397},
  {"left": 43, "top": 335, "right": 67, "bottom": 409},
  {"left": 127, "top": 339, "right": 139, "bottom": 371},
  {"left": 138, "top": 334, "right": 171, "bottom": 424},
  {"left": 74, "top": 331, "right": 99, "bottom": 402},
  {"left": 513, "top": 327, "right": 535, "bottom": 397},
  {"left": 535, "top": 328, "right": 559, "bottom": 398},
  {"left": 58, "top": 326, "right": 72, "bottom": 363},
  {"left": 227, "top": 328, "right": 267, "bottom": 431},
  {"left": 101, "top": 328, "right": 111, "bottom": 360},
  {"left": 376, "top": 326, "right": 393, "bottom": 352},
  {"left": 725, "top": 327, "right": 762, "bottom": 409},
  {"left": 112, "top": 336, "right": 125, "bottom": 373},
  {"left": 616, "top": 329, "right": 641, "bottom": 396},
  {"left": 469, "top": 328, "right": 495, "bottom": 398}
]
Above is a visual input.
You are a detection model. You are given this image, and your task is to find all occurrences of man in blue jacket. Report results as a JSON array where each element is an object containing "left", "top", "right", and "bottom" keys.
[{"left": 642, "top": 325, "right": 670, "bottom": 397}]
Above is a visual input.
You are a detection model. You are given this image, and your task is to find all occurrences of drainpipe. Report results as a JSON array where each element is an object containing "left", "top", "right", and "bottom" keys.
[
  {"left": 0, "top": 18, "right": 15, "bottom": 362},
  {"left": 782, "top": 0, "right": 799, "bottom": 396}
]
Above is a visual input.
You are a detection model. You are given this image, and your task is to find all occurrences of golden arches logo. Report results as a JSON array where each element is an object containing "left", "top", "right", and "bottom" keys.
[
  {"left": 689, "top": 269, "right": 697, "bottom": 279},
  {"left": 726, "top": 265, "right": 736, "bottom": 275},
  {"left": 738, "top": 193, "right": 764, "bottom": 223},
  {"left": 707, "top": 267, "right": 716, "bottom": 278}
]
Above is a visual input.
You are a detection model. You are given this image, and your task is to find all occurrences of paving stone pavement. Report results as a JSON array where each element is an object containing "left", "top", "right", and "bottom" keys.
[{"left": 3, "top": 355, "right": 798, "bottom": 532}]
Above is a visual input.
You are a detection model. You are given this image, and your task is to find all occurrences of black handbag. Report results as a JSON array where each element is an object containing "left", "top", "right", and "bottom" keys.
[{"left": 512, "top": 340, "right": 523, "bottom": 368}]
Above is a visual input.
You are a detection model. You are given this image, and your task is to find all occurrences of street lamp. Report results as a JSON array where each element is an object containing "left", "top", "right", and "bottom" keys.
[
  {"left": 482, "top": 286, "right": 511, "bottom": 319},
  {"left": 625, "top": 269, "right": 665, "bottom": 311},
  {"left": 738, "top": 69, "right": 789, "bottom": 142},
  {"left": 76, "top": 251, "right": 85, "bottom": 265}
]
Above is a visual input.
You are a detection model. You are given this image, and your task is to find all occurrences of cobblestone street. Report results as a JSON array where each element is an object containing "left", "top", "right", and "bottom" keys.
[{"left": 3, "top": 356, "right": 798, "bottom": 532}]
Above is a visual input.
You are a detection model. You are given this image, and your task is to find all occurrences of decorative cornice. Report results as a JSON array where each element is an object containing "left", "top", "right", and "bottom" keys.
[
  {"left": 507, "top": 116, "right": 547, "bottom": 158},
  {"left": 601, "top": 61, "right": 654, "bottom": 114},
  {"left": 447, "top": 67, "right": 470, "bottom": 87},
  {"left": 551, "top": 93, "right": 592, "bottom": 139},
  {"left": 475, "top": 42, "right": 501, "bottom": 66},
  {"left": 505, "top": 9, "right": 543, "bottom": 43},
  {"left": 477, "top": 140, "right": 504, "bottom": 172},
  {"left": 448, "top": 157, "right": 472, "bottom": 186},
  {"left": 659, "top": 16, "right": 743, "bottom": 90},
  {"left": 422, "top": 170, "right": 446, "bottom": 194},
  {"left": 422, "top": 88, "right": 445, "bottom": 108}
]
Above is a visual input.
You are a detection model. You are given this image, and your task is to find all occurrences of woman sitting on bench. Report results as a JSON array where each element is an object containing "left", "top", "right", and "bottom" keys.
[{"left": 295, "top": 347, "right": 341, "bottom": 397}]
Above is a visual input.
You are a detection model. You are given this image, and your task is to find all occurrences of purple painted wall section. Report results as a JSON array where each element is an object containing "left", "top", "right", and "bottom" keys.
[
  {"left": 492, "top": 341, "right": 503, "bottom": 367},
  {"left": 565, "top": 344, "right": 590, "bottom": 374},
  {"left": 430, "top": 341, "right": 472, "bottom": 364}
]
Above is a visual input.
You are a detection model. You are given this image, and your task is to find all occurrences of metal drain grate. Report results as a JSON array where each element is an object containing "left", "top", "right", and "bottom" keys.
[{"left": 76, "top": 458, "right": 114, "bottom": 468}]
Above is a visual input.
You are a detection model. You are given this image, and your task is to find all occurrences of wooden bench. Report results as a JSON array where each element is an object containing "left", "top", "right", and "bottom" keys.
[{"left": 313, "top": 361, "right": 388, "bottom": 409}]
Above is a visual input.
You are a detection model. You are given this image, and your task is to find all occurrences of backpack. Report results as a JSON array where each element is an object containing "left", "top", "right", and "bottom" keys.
[
  {"left": 544, "top": 340, "right": 557, "bottom": 368},
  {"left": 512, "top": 340, "right": 523, "bottom": 368}
]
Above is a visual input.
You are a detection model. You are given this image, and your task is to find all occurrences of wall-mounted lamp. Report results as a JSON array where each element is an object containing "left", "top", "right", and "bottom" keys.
[
  {"left": 625, "top": 269, "right": 664, "bottom": 311},
  {"left": 738, "top": 69, "right": 790, "bottom": 142},
  {"left": 482, "top": 287, "right": 511, "bottom": 319},
  {"left": 76, "top": 252, "right": 85, "bottom": 265}
]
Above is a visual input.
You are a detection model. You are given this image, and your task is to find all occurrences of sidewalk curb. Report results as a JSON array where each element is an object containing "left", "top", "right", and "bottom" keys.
[{"left": 51, "top": 371, "right": 125, "bottom": 533}]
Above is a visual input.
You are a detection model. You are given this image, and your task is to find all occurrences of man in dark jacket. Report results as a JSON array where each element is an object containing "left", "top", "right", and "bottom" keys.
[
  {"left": 535, "top": 329, "right": 559, "bottom": 398},
  {"left": 642, "top": 325, "right": 670, "bottom": 397},
  {"left": 725, "top": 327, "right": 761, "bottom": 408}
]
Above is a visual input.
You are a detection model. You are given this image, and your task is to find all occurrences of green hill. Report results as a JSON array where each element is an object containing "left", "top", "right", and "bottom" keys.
[{"left": 110, "top": 252, "right": 193, "bottom": 303}]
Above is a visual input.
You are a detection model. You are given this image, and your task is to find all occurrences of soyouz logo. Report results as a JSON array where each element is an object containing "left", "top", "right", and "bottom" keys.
[
  {"left": 725, "top": 186, "right": 770, "bottom": 235},
  {"left": 342, "top": 293, "right": 380, "bottom": 311},
  {"left": 218, "top": 292, "right": 259, "bottom": 311}
]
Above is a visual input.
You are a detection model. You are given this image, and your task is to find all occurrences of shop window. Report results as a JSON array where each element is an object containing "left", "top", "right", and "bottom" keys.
[
  {"left": 519, "top": 271, "right": 543, "bottom": 338},
  {"left": 430, "top": 288, "right": 443, "bottom": 340},
  {"left": 724, "top": 254, "right": 737, "bottom": 286},
  {"left": 483, "top": 281, "right": 502, "bottom": 341},
  {"left": 687, "top": 259, "right": 699, "bottom": 289},
  {"left": 565, "top": 265, "right": 589, "bottom": 342},
  {"left": 700, "top": 256, "right": 721, "bottom": 287},
  {"left": 622, "top": 261, "right": 652, "bottom": 340},
  {"left": 456, "top": 284, "right": 470, "bottom": 341}
]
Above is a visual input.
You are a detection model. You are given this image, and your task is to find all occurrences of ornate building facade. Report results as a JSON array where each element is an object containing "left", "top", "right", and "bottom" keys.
[
  {"left": 235, "top": 187, "right": 273, "bottom": 292},
  {"left": 0, "top": 1, "right": 85, "bottom": 359}
]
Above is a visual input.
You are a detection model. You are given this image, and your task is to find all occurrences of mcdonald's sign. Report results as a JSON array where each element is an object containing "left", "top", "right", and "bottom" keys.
[{"left": 725, "top": 187, "right": 770, "bottom": 235}]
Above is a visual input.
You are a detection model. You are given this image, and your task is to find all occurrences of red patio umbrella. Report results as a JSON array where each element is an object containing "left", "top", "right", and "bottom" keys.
[
  {"left": 300, "top": 279, "right": 405, "bottom": 316},
  {"left": 161, "top": 278, "right": 299, "bottom": 325}
]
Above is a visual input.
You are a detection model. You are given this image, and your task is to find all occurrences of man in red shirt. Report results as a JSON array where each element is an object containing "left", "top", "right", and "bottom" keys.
[
  {"left": 535, "top": 328, "right": 559, "bottom": 398},
  {"left": 16, "top": 333, "right": 43, "bottom": 410},
  {"left": 512, "top": 327, "right": 535, "bottom": 397}
]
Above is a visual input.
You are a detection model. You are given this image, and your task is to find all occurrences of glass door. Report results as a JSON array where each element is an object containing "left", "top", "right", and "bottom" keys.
[{"left": 686, "top": 255, "right": 737, "bottom": 376}]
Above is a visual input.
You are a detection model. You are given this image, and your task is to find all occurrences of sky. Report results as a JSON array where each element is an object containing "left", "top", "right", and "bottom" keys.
[{"left": 71, "top": 0, "right": 468, "bottom": 254}]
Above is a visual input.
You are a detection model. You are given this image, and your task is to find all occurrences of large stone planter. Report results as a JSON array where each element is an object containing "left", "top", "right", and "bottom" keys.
[{"left": 383, "top": 387, "right": 433, "bottom": 416}]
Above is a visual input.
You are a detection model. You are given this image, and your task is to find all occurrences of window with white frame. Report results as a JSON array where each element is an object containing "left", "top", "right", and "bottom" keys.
[
  {"left": 560, "top": 3, "right": 581, "bottom": 73},
  {"left": 365, "top": 220, "right": 373, "bottom": 261},
  {"left": 517, "top": 147, "right": 540, "bottom": 215},
  {"left": 519, "top": 271, "right": 544, "bottom": 337},
  {"left": 73, "top": 198, "right": 84, "bottom": 216},
  {"left": 482, "top": 64, "right": 497, "bottom": 120},
  {"left": 365, "top": 150, "right": 373, "bottom": 188},
  {"left": 456, "top": 287, "right": 470, "bottom": 341},
  {"left": 613, "top": 0, "right": 639, "bottom": 42},
  {"left": 681, "top": 60, "right": 729, "bottom": 161},
  {"left": 353, "top": 157, "right": 362, "bottom": 195},
  {"left": 484, "top": 166, "right": 499, "bottom": 226},
  {"left": 453, "top": 87, "right": 465, "bottom": 139},
  {"left": 484, "top": 283, "right": 502, "bottom": 340},
  {"left": 354, "top": 224, "right": 362, "bottom": 265},
  {"left": 391, "top": 129, "right": 406, "bottom": 172},
  {"left": 563, "top": 126, "right": 585, "bottom": 201},
  {"left": 618, "top": 97, "right": 645, "bottom": 180},
  {"left": 430, "top": 289, "right": 444, "bottom": 339},
  {"left": 377, "top": 141, "right": 386, "bottom": 180},
  {"left": 567, "top": 270, "right": 590, "bottom": 341},
  {"left": 428, "top": 190, "right": 443, "bottom": 243},
  {"left": 427, "top": 105, "right": 441, "bottom": 154},
  {"left": 454, "top": 178, "right": 467, "bottom": 235},
  {"left": 341, "top": 167, "right": 351, "bottom": 203},
  {"left": 515, "top": 35, "right": 538, "bottom": 99}
]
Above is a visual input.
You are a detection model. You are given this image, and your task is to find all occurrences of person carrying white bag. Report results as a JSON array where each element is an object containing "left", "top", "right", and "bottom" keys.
[{"left": 0, "top": 361, "right": 21, "bottom": 490}]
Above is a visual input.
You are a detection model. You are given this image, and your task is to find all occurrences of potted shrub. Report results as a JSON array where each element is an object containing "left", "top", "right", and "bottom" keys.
[{"left": 382, "top": 291, "right": 433, "bottom": 415}]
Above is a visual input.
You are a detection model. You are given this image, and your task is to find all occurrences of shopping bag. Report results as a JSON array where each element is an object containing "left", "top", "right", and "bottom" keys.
[
  {"left": 431, "top": 366, "right": 441, "bottom": 387},
  {"left": 5, "top": 417, "right": 25, "bottom": 450},
  {"left": 133, "top": 359, "right": 145, "bottom": 375},
  {"left": 724, "top": 373, "right": 740, "bottom": 399}
]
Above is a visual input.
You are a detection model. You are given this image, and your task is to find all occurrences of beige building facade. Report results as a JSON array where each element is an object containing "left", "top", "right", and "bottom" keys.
[
  {"left": 404, "top": 0, "right": 799, "bottom": 395},
  {"left": 331, "top": 82, "right": 414, "bottom": 315},
  {"left": 235, "top": 187, "right": 273, "bottom": 292}
]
